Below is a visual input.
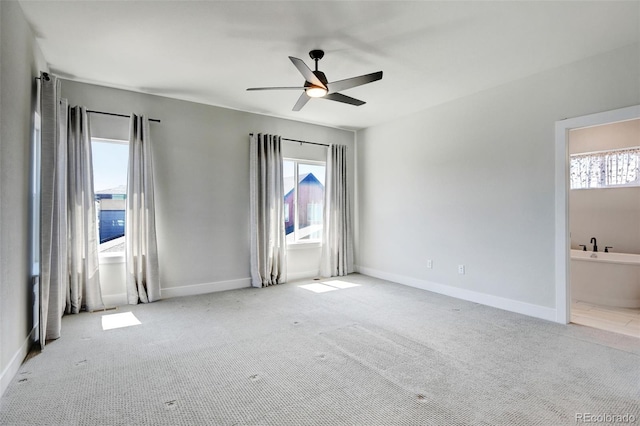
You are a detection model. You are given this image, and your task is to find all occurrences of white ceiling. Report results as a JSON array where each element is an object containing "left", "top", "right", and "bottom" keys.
[{"left": 19, "top": 1, "right": 640, "bottom": 130}]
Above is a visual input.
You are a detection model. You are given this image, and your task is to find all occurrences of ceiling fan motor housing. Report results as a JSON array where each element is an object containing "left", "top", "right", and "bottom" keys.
[{"left": 310, "top": 71, "right": 328, "bottom": 86}]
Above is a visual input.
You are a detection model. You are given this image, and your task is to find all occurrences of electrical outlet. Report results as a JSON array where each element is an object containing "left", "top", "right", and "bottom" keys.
[
  {"left": 426, "top": 259, "right": 433, "bottom": 269},
  {"left": 458, "top": 265, "right": 465, "bottom": 275}
]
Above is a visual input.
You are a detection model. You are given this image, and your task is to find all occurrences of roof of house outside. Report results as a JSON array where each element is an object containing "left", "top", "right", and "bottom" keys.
[
  {"left": 284, "top": 173, "right": 323, "bottom": 199},
  {"left": 96, "top": 185, "right": 126, "bottom": 195}
]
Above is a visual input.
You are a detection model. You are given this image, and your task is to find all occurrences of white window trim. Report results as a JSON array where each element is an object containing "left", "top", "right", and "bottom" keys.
[
  {"left": 283, "top": 157, "right": 326, "bottom": 245},
  {"left": 287, "top": 241, "right": 322, "bottom": 250},
  {"left": 99, "top": 252, "right": 125, "bottom": 264},
  {"left": 93, "top": 137, "right": 128, "bottom": 258},
  {"left": 93, "top": 137, "right": 128, "bottom": 146}
]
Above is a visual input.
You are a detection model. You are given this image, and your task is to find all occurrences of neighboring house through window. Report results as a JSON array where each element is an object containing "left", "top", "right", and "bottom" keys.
[
  {"left": 92, "top": 138, "right": 128, "bottom": 254},
  {"left": 283, "top": 159, "right": 325, "bottom": 243}
]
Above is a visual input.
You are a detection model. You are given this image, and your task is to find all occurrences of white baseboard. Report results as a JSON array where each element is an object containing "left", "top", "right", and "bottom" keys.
[
  {"left": 102, "top": 293, "right": 127, "bottom": 308},
  {"left": 358, "top": 266, "right": 557, "bottom": 323},
  {"left": 161, "top": 277, "right": 251, "bottom": 299},
  {"left": 1, "top": 326, "right": 36, "bottom": 398},
  {"left": 287, "top": 270, "right": 320, "bottom": 282}
]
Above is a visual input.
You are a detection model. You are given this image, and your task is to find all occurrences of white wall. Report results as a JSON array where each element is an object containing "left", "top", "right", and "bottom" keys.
[
  {"left": 569, "top": 119, "right": 640, "bottom": 255},
  {"left": 570, "top": 187, "right": 640, "bottom": 254},
  {"left": 569, "top": 119, "right": 640, "bottom": 154},
  {"left": 60, "top": 80, "right": 354, "bottom": 301},
  {"left": 356, "top": 44, "right": 640, "bottom": 319},
  {"left": 0, "top": 1, "right": 48, "bottom": 396}
]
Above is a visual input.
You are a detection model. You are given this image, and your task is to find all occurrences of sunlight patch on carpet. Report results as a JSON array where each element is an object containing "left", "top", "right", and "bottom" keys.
[
  {"left": 323, "top": 280, "right": 360, "bottom": 289},
  {"left": 299, "top": 283, "right": 339, "bottom": 293},
  {"left": 102, "top": 312, "right": 141, "bottom": 330},
  {"left": 299, "top": 280, "right": 361, "bottom": 293}
]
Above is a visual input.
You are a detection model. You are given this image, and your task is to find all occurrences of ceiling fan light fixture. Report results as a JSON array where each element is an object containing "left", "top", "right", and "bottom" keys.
[
  {"left": 247, "top": 51, "right": 383, "bottom": 111},
  {"left": 306, "top": 86, "right": 327, "bottom": 98}
]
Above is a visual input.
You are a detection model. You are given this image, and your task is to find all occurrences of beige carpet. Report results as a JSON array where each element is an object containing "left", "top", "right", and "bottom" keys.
[{"left": 1, "top": 274, "right": 639, "bottom": 425}]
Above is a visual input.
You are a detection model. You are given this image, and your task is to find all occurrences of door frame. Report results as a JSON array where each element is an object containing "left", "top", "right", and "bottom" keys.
[{"left": 554, "top": 105, "right": 640, "bottom": 324}]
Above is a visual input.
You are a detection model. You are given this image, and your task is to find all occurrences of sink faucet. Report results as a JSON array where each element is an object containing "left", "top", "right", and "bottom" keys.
[{"left": 590, "top": 237, "right": 598, "bottom": 252}]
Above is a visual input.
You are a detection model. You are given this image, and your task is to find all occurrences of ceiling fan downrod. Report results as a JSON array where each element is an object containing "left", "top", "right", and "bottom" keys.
[{"left": 309, "top": 49, "right": 324, "bottom": 72}]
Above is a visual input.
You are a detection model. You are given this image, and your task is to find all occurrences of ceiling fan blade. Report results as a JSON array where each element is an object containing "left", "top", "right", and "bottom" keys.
[
  {"left": 289, "top": 56, "right": 327, "bottom": 89},
  {"left": 247, "top": 87, "right": 306, "bottom": 91},
  {"left": 292, "top": 92, "right": 311, "bottom": 111},
  {"left": 323, "top": 92, "right": 365, "bottom": 106},
  {"left": 327, "top": 71, "right": 383, "bottom": 94}
]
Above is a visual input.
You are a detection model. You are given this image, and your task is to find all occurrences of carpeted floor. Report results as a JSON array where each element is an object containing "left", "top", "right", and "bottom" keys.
[{"left": 1, "top": 274, "right": 639, "bottom": 425}]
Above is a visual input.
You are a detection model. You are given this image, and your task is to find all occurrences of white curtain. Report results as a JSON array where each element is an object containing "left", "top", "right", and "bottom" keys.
[
  {"left": 67, "top": 106, "right": 104, "bottom": 313},
  {"left": 249, "top": 133, "right": 287, "bottom": 287},
  {"left": 126, "top": 115, "right": 160, "bottom": 304},
  {"left": 39, "top": 73, "right": 103, "bottom": 347},
  {"left": 320, "top": 144, "right": 353, "bottom": 277}
]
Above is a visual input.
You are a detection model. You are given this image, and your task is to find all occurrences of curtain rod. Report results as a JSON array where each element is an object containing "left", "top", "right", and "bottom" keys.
[
  {"left": 87, "top": 110, "right": 161, "bottom": 123},
  {"left": 249, "top": 133, "right": 328, "bottom": 147},
  {"left": 35, "top": 77, "right": 161, "bottom": 123}
]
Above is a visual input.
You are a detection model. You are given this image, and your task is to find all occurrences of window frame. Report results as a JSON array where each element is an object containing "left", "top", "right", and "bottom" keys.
[
  {"left": 283, "top": 157, "right": 326, "bottom": 245},
  {"left": 92, "top": 137, "right": 129, "bottom": 260},
  {"left": 31, "top": 112, "right": 41, "bottom": 276}
]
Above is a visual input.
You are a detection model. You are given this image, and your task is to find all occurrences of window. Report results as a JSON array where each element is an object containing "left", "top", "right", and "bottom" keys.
[
  {"left": 570, "top": 147, "right": 640, "bottom": 189},
  {"left": 31, "top": 112, "right": 41, "bottom": 274},
  {"left": 283, "top": 159, "right": 326, "bottom": 243},
  {"left": 92, "top": 138, "right": 128, "bottom": 254}
]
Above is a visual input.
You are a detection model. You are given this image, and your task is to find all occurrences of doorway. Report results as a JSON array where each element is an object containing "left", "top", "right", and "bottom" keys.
[
  {"left": 567, "top": 119, "right": 640, "bottom": 337},
  {"left": 554, "top": 105, "right": 640, "bottom": 327}
]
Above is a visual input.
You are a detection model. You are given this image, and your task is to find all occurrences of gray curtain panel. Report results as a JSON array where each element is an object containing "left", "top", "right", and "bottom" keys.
[
  {"left": 66, "top": 106, "right": 104, "bottom": 313},
  {"left": 40, "top": 74, "right": 67, "bottom": 346},
  {"left": 126, "top": 115, "right": 160, "bottom": 304},
  {"left": 40, "top": 74, "right": 103, "bottom": 347},
  {"left": 320, "top": 144, "right": 354, "bottom": 277},
  {"left": 249, "top": 133, "right": 287, "bottom": 287}
]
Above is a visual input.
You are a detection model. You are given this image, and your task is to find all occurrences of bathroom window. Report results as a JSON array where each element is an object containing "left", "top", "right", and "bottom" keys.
[{"left": 570, "top": 147, "right": 640, "bottom": 189}]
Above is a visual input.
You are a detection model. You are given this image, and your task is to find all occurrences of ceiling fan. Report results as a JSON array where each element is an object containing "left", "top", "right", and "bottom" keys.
[{"left": 247, "top": 49, "right": 383, "bottom": 111}]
